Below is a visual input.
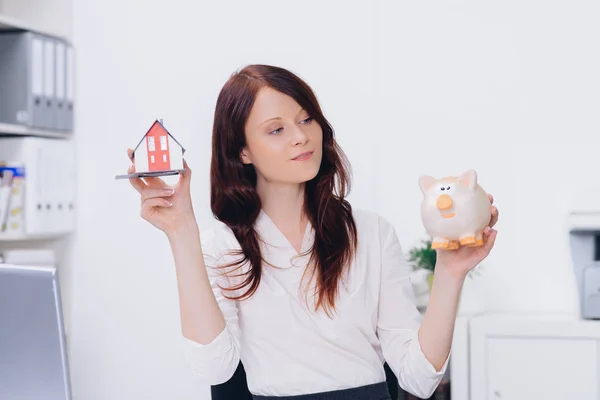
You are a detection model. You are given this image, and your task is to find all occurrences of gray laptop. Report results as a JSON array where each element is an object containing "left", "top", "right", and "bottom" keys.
[{"left": 0, "top": 263, "right": 72, "bottom": 399}]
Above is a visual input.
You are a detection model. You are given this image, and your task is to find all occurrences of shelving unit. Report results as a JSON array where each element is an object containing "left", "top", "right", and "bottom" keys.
[{"left": 0, "top": 0, "right": 76, "bottom": 243}]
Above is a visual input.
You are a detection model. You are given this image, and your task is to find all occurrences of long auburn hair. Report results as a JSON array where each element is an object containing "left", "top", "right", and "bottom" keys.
[{"left": 209, "top": 64, "right": 357, "bottom": 315}]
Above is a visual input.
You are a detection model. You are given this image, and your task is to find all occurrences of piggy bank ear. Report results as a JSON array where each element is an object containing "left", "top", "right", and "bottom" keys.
[
  {"left": 418, "top": 175, "right": 437, "bottom": 194},
  {"left": 458, "top": 169, "right": 478, "bottom": 190}
]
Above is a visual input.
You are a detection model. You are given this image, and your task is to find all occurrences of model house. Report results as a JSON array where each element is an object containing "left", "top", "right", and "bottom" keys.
[{"left": 116, "top": 119, "right": 186, "bottom": 179}]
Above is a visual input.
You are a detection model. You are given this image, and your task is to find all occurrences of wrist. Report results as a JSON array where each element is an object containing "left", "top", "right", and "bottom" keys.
[
  {"left": 433, "top": 263, "right": 467, "bottom": 286},
  {"left": 166, "top": 217, "right": 200, "bottom": 241}
]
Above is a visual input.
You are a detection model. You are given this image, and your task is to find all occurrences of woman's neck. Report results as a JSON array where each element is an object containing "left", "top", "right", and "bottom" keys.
[
  {"left": 258, "top": 180, "right": 305, "bottom": 218},
  {"left": 257, "top": 180, "right": 307, "bottom": 244}
]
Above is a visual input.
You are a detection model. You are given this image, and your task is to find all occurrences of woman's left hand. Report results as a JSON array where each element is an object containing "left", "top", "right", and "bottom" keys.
[{"left": 435, "top": 194, "right": 499, "bottom": 279}]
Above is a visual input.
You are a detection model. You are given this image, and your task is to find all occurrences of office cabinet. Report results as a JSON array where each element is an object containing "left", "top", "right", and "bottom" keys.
[{"left": 452, "top": 314, "right": 600, "bottom": 400}]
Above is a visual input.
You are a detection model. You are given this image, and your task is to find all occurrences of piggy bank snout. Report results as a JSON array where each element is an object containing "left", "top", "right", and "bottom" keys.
[{"left": 436, "top": 194, "right": 453, "bottom": 210}]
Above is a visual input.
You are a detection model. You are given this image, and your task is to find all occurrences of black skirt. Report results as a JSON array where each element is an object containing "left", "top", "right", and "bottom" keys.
[{"left": 251, "top": 381, "right": 391, "bottom": 400}]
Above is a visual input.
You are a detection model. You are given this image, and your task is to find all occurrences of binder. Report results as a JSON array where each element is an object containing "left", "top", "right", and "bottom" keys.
[
  {"left": 65, "top": 43, "right": 74, "bottom": 131},
  {"left": 55, "top": 39, "right": 67, "bottom": 131},
  {"left": 0, "top": 31, "right": 47, "bottom": 129},
  {"left": 43, "top": 37, "right": 56, "bottom": 130},
  {"left": 32, "top": 36, "right": 45, "bottom": 128}
]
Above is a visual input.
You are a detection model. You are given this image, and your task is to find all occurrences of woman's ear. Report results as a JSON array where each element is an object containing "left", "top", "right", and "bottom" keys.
[{"left": 240, "top": 148, "right": 252, "bottom": 164}]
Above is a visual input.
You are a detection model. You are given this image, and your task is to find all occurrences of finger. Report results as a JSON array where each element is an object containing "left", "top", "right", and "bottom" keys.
[
  {"left": 142, "top": 197, "right": 172, "bottom": 209},
  {"left": 487, "top": 193, "right": 494, "bottom": 204},
  {"left": 141, "top": 187, "right": 175, "bottom": 202},
  {"left": 483, "top": 229, "right": 497, "bottom": 252},
  {"left": 128, "top": 165, "right": 146, "bottom": 193},
  {"left": 482, "top": 226, "right": 494, "bottom": 243},
  {"left": 143, "top": 176, "right": 170, "bottom": 189},
  {"left": 141, "top": 197, "right": 173, "bottom": 217},
  {"left": 183, "top": 158, "right": 192, "bottom": 176},
  {"left": 489, "top": 206, "right": 499, "bottom": 227},
  {"left": 180, "top": 158, "right": 192, "bottom": 185},
  {"left": 127, "top": 148, "right": 134, "bottom": 160}
]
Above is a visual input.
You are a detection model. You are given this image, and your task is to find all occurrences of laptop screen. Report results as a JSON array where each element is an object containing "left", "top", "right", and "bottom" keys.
[{"left": 0, "top": 264, "right": 71, "bottom": 400}]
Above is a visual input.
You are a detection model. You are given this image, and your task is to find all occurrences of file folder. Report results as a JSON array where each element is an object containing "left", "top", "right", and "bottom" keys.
[
  {"left": 32, "top": 36, "right": 46, "bottom": 128},
  {"left": 65, "top": 43, "right": 74, "bottom": 131},
  {"left": 43, "top": 37, "right": 56, "bottom": 130},
  {"left": 0, "top": 31, "right": 47, "bottom": 129},
  {"left": 54, "top": 40, "right": 67, "bottom": 131},
  {"left": 55, "top": 39, "right": 68, "bottom": 131}
]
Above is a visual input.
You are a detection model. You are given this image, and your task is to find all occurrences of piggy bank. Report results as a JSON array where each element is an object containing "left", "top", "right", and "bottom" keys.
[{"left": 418, "top": 169, "right": 491, "bottom": 250}]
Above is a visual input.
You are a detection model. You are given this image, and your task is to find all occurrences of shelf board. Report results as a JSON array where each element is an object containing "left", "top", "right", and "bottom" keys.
[
  {"left": 0, "top": 231, "right": 73, "bottom": 242},
  {"left": 0, "top": 12, "right": 32, "bottom": 30},
  {"left": 568, "top": 211, "right": 600, "bottom": 232},
  {"left": 0, "top": 122, "right": 72, "bottom": 138},
  {"left": 0, "top": 12, "right": 64, "bottom": 39}
]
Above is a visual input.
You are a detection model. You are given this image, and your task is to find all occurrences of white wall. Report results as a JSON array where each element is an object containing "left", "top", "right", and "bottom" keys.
[
  {"left": 373, "top": 1, "right": 600, "bottom": 317},
  {"left": 69, "top": 0, "right": 600, "bottom": 399}
]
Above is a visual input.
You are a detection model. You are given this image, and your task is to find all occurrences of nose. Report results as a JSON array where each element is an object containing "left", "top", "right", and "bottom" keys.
[
  {"left": 290, "top": 126, "right": 309, "bottom": 146},
  {"left": 436, "top": 194, "right": 453, "bottom": 210}
]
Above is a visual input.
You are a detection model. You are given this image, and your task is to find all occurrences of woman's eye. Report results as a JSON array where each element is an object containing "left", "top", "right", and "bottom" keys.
[
  {"left": 446, "top": 186, "right": 450, "bottom": 190},
  {"left": 300, "top": 117, "right": 313, "bottom": 124},
  {"left": 269, "top": 127, "right": 283, "bottom": 135}
]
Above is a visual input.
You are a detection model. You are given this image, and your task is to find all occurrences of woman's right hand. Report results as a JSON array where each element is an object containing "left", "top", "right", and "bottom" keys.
[{"left": 126, "top": 148, "right": 196, "bottom": 235}]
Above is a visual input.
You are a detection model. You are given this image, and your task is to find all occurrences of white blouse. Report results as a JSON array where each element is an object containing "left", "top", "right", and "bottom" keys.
[{"left": 183, "top": 209, "right": 449, "bottom": 398}]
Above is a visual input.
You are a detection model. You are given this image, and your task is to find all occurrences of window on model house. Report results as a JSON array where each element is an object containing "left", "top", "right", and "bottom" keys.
[
  {"left": 162, "top": 154, "right": 167, "bottom": 162},
  {"left": 148, "top": 136, "right": 156, "bottom": 152},
  {"left": 160, "top": 135, "right": 167, "bottom": 151},
  {"left": 150, "top": 155, "right": 155, "bottom": 163}
]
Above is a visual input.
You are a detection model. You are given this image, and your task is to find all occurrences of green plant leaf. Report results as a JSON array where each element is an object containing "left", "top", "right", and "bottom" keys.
[{"left": 408, "top": 238, "right": 436, "bottom": 271}]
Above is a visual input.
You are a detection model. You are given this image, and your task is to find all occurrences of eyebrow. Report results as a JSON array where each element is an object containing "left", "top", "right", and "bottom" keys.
[{"left": 258, "top": 107, "right": 307, "bottom": 127}]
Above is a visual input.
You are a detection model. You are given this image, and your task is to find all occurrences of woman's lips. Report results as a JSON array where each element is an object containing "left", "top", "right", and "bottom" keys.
[{"left": 292, "top": 151, "right": 313, "bottom": 161}]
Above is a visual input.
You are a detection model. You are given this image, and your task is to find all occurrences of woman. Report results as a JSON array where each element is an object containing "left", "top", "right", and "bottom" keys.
[{"left": 126, "top": 64, "right": 499, "bottom": 400}]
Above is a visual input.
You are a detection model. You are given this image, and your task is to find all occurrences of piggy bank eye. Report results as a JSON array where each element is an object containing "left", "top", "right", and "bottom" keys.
[{"left": 446, "top": 186, "right": 451, "bottom": 190}]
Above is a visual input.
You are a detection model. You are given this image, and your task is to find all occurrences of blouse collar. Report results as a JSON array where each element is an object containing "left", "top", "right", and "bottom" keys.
[{"left": 255, "top": 209, "right": 314, "bottom": 268}]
